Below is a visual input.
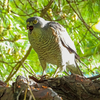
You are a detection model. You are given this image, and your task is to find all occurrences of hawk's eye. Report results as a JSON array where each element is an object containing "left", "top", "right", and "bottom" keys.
[
  {"left": 33, "top": 20, "right": 38, "bottom": 24},
  {"left": 27, "top": 22, "right": 30, "bottom": 25}
]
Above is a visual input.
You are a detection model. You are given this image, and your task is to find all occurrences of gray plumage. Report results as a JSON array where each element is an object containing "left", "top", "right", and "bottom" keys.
[{"left": 26, "top": 16, "right": 82, "bottom": 75}]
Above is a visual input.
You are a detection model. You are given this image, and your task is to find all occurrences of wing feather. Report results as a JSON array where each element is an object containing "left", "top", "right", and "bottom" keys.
[{"left": 48, "top": 21, "right": 80, "bottom": 59}]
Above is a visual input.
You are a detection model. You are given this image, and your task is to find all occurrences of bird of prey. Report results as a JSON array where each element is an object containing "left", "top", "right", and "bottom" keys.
[{"left": 26, "top": 16, "right": 82, "bottom": 76}]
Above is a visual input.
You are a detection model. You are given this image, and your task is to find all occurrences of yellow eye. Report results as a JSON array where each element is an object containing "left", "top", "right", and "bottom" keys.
[
  {"left": 27, "top": 22, "right": 29, "bottom": 25},
  {"left": 33, "top": 20, "right": 38, "bottom": 24}
]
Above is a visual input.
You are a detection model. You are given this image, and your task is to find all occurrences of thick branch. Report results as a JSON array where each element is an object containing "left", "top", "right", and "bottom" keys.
[
  {"left": 1, "top": 74, "right": 100, "bottom": 100},
  {"left": 40, "top": 0, "right": 54, "bottom": 17}
]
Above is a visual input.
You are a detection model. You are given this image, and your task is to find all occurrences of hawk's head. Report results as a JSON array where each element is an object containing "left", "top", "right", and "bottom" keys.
[{"left": 26, "top": 16, "right": 46, "bottom": 33}]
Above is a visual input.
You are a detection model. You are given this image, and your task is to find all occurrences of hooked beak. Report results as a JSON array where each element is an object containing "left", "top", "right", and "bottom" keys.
[{"left": 27, "top": 25, "right": 34, "bottom": 33}]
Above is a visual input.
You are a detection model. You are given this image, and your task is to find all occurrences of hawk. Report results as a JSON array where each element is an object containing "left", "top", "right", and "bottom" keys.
[{"left": 26, "top": 16, "right": 82, "bottom": 76}]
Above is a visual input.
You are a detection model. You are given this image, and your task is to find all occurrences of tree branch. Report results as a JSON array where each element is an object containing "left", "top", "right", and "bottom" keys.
[
  {"left": 5, "top": 46, "right": 32, "bottom": 83},
  {"left": 66, "top": 0, "right": 100, "bottom": 40},
  {"left": 40, "top": 0, "right": 54, "bottom": 17},
  {"left": 2, "top": 74, "right": 100, "bottom": 100}
]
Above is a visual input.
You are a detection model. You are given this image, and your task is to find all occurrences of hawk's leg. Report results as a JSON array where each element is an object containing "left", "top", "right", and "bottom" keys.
[
  {"left": 39, "top": 58, "right": 47, "bottom": 75},
  {"left": 53, "top": 59, "right": 65, "bottom": 77},
  {"left": 52, "top": 65, "right": 64, "bottom": 77}
]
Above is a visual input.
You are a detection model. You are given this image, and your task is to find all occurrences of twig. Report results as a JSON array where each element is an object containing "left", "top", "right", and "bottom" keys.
[
  {"left": 27, "top": 82, "right": 36, "bottom": 100},
  {"left": 76, "top": 30, "right": 88, "bottom": 46},
  {"left": 66, "top": 0, "right": 100, "bottom": 40},
  {"left": 0, "top": 39, "right": 15, "bottom": 42},
  {"left": 8, "top": 62, "right": 20, "bottom": 78},
  {"left": 78, "top": 60, "right": 94, "bottom": 73},
  {"left": 21, "top": 63, "right": 35, "bottom": 76},
  {"left": 67, "top": 0, "right": 88, "bottom": 3},
  {"left": 27, "top": 0, "right": 38, "bottom": 12},
  {"left": 19, "top": 0, "right": 24, "bottom": 5},
  {"left": 13, "top": 0, "right": 31, "bottom": 17},
  {"left": 87, "top": 74, "right": 100, "bottom": 80},
  {"left": 0, "top": 60, "right": 17, "bottom": 65},
  {"left": 24, "top": 89, "right": 27, "bottom": 100},
  {"left": 45, "top": 13, "right": 53, "bottom": 21},
  {"left": 24, "top": 62, "right": 36, "bottom": 75},
  {"left": 11, "top": 10, "right": 35, "bottom": 16}
]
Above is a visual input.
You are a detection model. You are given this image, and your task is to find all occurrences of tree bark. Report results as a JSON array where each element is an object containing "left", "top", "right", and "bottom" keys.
[{"left": 0, "top": 74, "right": 100, "bottom": 100}]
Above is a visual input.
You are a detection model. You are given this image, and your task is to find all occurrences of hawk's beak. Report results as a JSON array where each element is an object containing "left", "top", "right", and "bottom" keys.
[{"left": 27, "top": 25, "right": 34, "bottom": 32}]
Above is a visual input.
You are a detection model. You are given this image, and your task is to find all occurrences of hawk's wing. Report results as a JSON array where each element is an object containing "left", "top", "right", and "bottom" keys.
[{"left": 48, "top": 21, "right": 80, "bottom": 59}]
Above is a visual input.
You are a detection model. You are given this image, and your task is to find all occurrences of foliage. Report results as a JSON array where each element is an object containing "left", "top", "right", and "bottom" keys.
[{"left": 0, "top": 0, "right": 100, "bottom": 83}]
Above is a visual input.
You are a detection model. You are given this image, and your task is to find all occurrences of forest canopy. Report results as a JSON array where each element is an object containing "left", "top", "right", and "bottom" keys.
[{"left": 0, "top": 0, "right": 100, "bottom": 83}]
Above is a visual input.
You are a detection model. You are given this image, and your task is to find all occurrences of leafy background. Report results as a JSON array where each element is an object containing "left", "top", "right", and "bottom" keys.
[{"left": 0, "top": 0, "right": 100, "bottom": 83}]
